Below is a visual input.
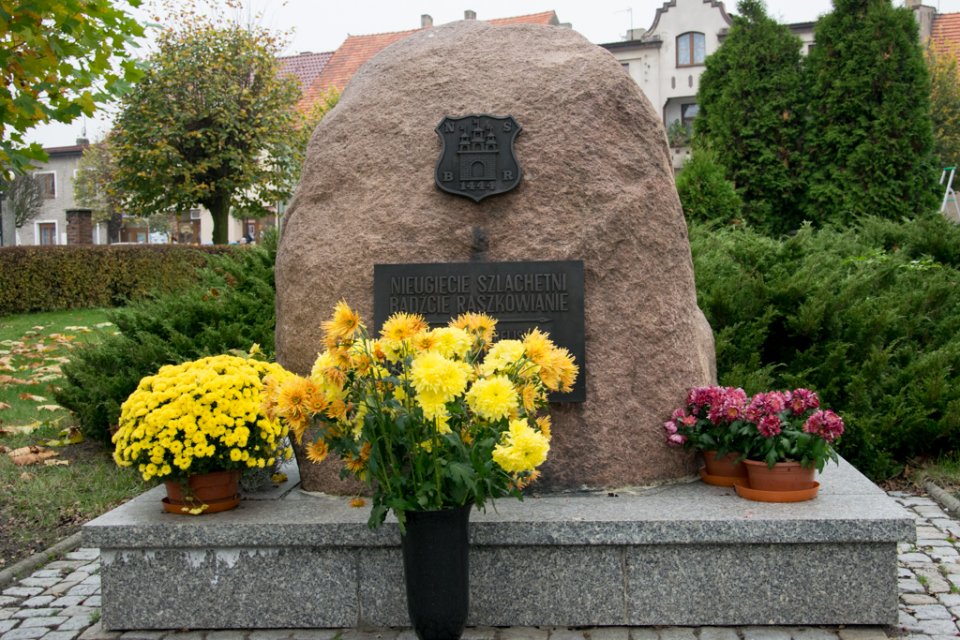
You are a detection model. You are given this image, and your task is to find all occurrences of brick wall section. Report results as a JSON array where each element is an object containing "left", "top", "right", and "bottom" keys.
[{"left": 66, "top": 209, "right": 93, "bottom": 245}]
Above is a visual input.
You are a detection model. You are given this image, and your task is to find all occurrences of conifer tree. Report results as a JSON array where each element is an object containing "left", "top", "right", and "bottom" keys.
[
  {"left": 804, "top": 0, "right": 937, "bottom": 225},
  {"left": 696, "top": 0, "right": 806, "bottom": 234}
]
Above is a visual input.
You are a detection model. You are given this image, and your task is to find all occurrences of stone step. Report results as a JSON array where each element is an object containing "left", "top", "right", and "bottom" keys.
[{"left": 83, "top": 458, "right": 913, "bottom": 630}]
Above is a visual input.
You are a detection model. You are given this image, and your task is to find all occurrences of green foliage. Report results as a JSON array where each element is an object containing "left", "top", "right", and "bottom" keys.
[
  {"left": 0, "top": 0, "right": 144, "bottom": 175},
  {"left": 675, "top": 148, "right": 743, "bottom": 225},
  {"left": 666, "top": 119, "right": 691, "bottom": 148},
  {"left": 690, "top": 216, "right": 960, "bottom": 480},
  {"left": 73, "top": 138, "right": 125, "bottom": 239},
  {"left": 695, "top": 0, "right": 806, "bottom": 234},
  {"left": 927, "top": 48, "right": 960, "bottom": 170},
  {"left": 112, "top": 19, "right": 301, "bottom": 243},
  {"left": 804, "top": 0, "right": 938, "bottom": 225},
  {"left": 0, "top": 245, "right": 230, "bottom": 316},
  {"left": 55, "top": 245, "right": 277, "bottom": 444}
]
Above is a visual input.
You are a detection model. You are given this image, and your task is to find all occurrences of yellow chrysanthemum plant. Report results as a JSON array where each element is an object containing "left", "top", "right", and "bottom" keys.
[
  {"left": 112, "top": 354, "right": 294, "bottom": 490},
  {"left": 263, "top": 301, "right": 579, "bottom": 529}
]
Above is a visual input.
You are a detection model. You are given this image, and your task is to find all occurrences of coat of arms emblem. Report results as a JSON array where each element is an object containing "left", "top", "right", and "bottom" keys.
[{"left": 435, "top": 114, "right": 522, "bottom": 202}]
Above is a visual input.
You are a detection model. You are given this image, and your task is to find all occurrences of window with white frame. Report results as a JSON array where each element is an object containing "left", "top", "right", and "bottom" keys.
[
  {"left": 35, "top": 221, "right": 57, "bottom": 246},
  {"left": 676, "top": 32, "right": 706, "bottom": 67}
]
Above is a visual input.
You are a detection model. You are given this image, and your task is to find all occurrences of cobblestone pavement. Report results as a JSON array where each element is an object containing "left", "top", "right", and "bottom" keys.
[{"left": 0, "top": 492, "right": 957, "bottom": 640}]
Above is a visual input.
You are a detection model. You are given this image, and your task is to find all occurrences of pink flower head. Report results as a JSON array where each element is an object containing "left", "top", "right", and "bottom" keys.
[
  {"left": 765, "top": 391, "right": 788, "bottom": 414},
  {"left": 663, "top": 420, "right": 678, "bottom": 435},
  {"left": 667, "top": 433, "right": 687, "bottom": 447},
  {"left": 746, "top": 391, "right": 788, "bottom": 423},
  {"left": 719, "top": 387, "right": 748, "bottom": 422},
  {"left": 687, "top": 386, "right": 722, "bottom": 416},
  {"left": 757, "top": 414, "right": 782, "bottom": 437},
  {"left": 804, "top": 410, "right": 844, "bottom": 442},
  {"left": 787, "top": 388, "right": 820, "bottom": 416},
  {"left": 671, "top": 408, "right": 686, "bottom": 421}
]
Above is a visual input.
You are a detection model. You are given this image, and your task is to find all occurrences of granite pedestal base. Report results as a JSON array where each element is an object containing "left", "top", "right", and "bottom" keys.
[{"left": 83, "top": 459, "right": 914, "bottom": 630}]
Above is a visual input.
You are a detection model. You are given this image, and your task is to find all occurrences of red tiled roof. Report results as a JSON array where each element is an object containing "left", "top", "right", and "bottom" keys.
[
  {"left": 301, "top": 11, "right": 560, "bottom": 110},
  {"left": 278, "top": 51, "right": 334, "bottom": 92},
  {"left": 931, "top": 13, "right": 960, "bottom": 62}
]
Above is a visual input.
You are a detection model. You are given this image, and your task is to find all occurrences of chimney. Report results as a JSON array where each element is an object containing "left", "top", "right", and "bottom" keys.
[
  {"left": 76, "top": 137, "right": 89, "bottom": 146},
  {"left": 464, "top": 10, "right": 476, "bottom": 20},
  {"left": 421, "top": 14, "right": 433, "bottom": 28}
]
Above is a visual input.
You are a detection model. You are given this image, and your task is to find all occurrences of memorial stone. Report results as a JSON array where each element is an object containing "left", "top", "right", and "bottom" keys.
[{"left": 275, "top": 19, "right": 716, "bottom": 491}]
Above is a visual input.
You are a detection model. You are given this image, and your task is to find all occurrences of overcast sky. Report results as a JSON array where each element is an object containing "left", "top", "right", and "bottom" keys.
[{"left": 27, "top": 0, "right": 960, "bottom": 148}]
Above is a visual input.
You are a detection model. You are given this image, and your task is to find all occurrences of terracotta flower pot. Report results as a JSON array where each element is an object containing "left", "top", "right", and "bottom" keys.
[
  {"left": 742, "top": 459, "right": 815, "bottom": 492},
  {"left": 163, "top": 470, "right": 240, "bottom": 515},
  {"left": 702, "top": 451, "right": 748, "bottom": 478}
]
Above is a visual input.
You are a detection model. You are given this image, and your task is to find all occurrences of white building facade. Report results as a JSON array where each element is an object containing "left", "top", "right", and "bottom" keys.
[{"left": 599, "top": 0, "right": 815, "bottom": 167}]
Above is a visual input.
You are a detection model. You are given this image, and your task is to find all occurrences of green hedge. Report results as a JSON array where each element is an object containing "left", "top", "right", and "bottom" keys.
[
  {"left": 691, "top": 215, "right": 960, "bottom": 480},
  {"left": 55, "top": 240, "right": 277, "bottom": 445},
  {"left": 0, "top": 245, "right": 235, "bottom": 316}
]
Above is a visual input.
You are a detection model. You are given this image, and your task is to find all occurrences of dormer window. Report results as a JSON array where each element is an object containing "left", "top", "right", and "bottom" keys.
[{"left": 677, "top": 32, "right": 706, "bottom": 67}]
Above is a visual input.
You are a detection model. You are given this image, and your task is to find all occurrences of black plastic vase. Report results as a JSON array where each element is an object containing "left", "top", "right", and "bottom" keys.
[{"left": 400, "top": 504, "right": 472, "bottom": 640}]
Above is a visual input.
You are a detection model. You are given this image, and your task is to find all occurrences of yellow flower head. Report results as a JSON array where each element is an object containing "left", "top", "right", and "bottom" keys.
[
  {"left": 427, "top": 327, "right": 473, "bottom": 359},
  {"left": 492, "top": 419, "right": 550, "bottom": 474},
  {"left": 481, "top": 339, "right": 525, "bottom": 375},
  {"left": 451, "top": 312, "right": 497, "bottom": 344},
  {"left": 466, "top": 375, "right": 520, "bottom": 422},
  {"left": 322, "top": 300, "right": 363, "bottom": 343},
  {"left": 410, "top": 351, "right": 470, "bottom": 402}
]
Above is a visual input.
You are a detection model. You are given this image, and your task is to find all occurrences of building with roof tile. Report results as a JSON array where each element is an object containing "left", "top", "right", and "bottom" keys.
[
  {"left": 300, "top": 10, "right": 562, "bottom": 111},
  {"left": 599, "top": 0, "right": 815, "bottom": 167},
  {"left": 0, "top": 140, "right": 116, "bottom": 246}
]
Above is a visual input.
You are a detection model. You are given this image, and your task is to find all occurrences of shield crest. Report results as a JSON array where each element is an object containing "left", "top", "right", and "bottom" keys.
[{"left": 435, "top": 114, "right": 522, "bottom": 202}]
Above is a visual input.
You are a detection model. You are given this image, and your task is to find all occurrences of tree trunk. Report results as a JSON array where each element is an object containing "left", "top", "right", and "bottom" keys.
[{"left": 206, "top": 192, "right": 232, "bottom": 245}]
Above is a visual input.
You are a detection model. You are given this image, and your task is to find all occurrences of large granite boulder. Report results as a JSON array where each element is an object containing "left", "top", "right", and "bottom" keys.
[{"left": 275, "top": 19, "right": 715, "bottom": 491}]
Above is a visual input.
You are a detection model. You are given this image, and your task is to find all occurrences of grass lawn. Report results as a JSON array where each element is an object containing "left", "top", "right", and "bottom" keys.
[{"left": 0, "top": 308, "right": 149, "bottom": 570}]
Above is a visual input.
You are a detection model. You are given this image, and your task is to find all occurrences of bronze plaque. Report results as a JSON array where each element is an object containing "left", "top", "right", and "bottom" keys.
[
  {"left": 435, "top": 114, "right": 522, "bottom": 202},
  {"left": 374, "top": 260, "right": 585, "bottom": 403}
]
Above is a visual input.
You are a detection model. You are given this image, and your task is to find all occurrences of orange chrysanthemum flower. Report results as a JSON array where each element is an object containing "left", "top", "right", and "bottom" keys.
[
  {"left": 451, "top": 312, "right": 497, "bottom": 344},
  {"left": 305, "top": 439, "right": 329, "bottom": 464},
  {"left": 321, "top": 301, "right": 362, "bottom": 342},
  {"left": 380, "top": 312, "right": 428, "bottom": 342},
  {"left": 536, "top": 415, "right": 552, "bottom": 440}
]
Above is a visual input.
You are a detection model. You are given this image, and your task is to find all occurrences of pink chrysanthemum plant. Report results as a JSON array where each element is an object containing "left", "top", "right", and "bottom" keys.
[
  {"left": 733, "top": 388, "right": 844, "bottom": 471},
  {"left": 663, "top": 385, "right": 749, "bottom": 457}
]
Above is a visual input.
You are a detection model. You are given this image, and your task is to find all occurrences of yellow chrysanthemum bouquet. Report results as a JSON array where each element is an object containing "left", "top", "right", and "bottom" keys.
[
  {"left": 263, "top": 301, "right": 578, "bottom": 529},
  {"left": 112, "top": 354, "right": 293, "bottom": 482}
]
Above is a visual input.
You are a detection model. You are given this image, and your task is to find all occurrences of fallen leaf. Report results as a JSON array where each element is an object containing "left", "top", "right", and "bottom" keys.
[
  {"left": 19, "top": 472, "right": 33, "bottom": 481},
  {"left": 38, "top": 427, "right": 83, "bottom": 447},
  {"left": 9, "top": 445, "right": 58, "bottom": 466},
  {"left": 43, "top": 459, "right": 69, "bottom": 467},
  {"left": 37, "top": 405, "right": 62, "bottom": 412},
  {"left": 94, "top": 322, "right": 114, "bottom": 328},
  {"left": 18, "top": 393, "right": 47, "bottom": 402},
  {"left": 0, "top": 375, "right": 24, "bottom": 385},
  {"left": 0, "top": 422, "right": 43, "bottom": 435},
  {"left": 0, "top": 445, "right": 9, "bottom": 453},
  {"left": 0, "top": 402, "right": 10, "bottom": 410}
]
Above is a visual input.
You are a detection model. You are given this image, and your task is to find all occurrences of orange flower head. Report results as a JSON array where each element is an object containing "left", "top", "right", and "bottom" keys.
[
  {"left": 321, "top": 301, "right": 362, "bottom": 342},
  {"left": 381, "top": 312, "right": 428, "bottom": 342},
  {"left": 305, "top": 439, "right": 329, "bottom": 464},
  {"left": 451, "top": 312, "right": 497, "bottom": 344}
]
